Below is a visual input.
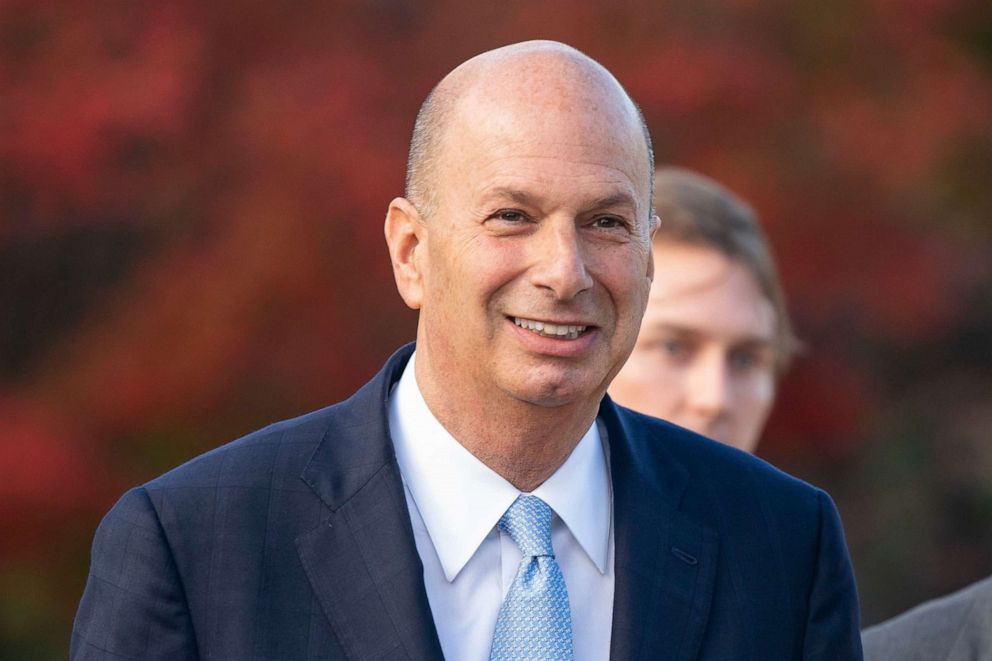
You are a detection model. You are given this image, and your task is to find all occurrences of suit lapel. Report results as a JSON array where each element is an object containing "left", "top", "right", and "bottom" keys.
[
  {"left": 296, "top": 345, "right": 444, "bottom": 660},
  {"left": 603, "top": 399, "right": 718, "bottom": 661}
]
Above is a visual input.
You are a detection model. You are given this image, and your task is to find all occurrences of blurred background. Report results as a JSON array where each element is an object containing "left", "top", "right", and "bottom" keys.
[{"left": 2, "top": 0, "right": 991, "bottom": 656}]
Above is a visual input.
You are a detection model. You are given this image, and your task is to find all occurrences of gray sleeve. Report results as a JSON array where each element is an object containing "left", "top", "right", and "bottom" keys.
[{"left": 862, "top": 575, "right": 992, "bottom": 661}]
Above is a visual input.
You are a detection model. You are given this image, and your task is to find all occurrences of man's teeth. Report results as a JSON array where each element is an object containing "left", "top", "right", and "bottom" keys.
[{"left": 513, "top": 317, "right": 588, "bottom": 340}]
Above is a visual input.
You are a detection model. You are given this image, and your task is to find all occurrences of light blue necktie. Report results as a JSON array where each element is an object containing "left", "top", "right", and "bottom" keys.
[{"left": 490, "top": 495, "right": 573, "bottom": 661}]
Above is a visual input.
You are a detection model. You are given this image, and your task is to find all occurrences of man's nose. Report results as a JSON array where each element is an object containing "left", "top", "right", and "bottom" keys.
[
  {"left": 529, "top": 221, "right": 594, "bottom": 300},
  {"left": 685, "top": 354, "right": 731, "bottom": 420}
]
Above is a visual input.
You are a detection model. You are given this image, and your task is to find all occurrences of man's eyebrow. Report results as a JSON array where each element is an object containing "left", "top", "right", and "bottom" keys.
[
  {"left": 480, "top": 188, "right": 639, "bottom": 211},
  {"left": 588, "top": 192, "right": 638, "bottom": 211},
  {"left": 645, "top": 322, "right": 698, "bottom": 337},
  {"left": 647, "top": 322, "right": 775, "bottom": 346},
  {"left": 733, "top": 338, "right": 775, "bottom": 351},
  {"left": 480, "top": 187, "right": 537, "bottom": 206}
]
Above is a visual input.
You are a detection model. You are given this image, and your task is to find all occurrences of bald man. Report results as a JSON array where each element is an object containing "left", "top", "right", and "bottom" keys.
[{"left": 72, "top": 42, "right": 863, "bottom": 660}]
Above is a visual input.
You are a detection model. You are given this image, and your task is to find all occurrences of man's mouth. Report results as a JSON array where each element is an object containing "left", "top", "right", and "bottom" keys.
[{"left": 513, "top": 316, "right": 589, "bottom": 340}]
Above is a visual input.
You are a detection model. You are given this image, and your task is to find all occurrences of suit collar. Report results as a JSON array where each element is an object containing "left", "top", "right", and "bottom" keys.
[
  {"left": 300, "top": 343, "right": 413, "bottom": 511},
  {"left": 601, "top": 397, "right": 719, "bottom": 661},
  {"left": 601, "top": 394, "right": 690, "bottom": 508},
  {"left": 297, "top": 343, "right": 444, "bottom": 660}
]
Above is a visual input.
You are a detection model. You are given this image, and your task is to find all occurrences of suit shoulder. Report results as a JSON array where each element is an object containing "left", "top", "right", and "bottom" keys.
[
  {"left": 621, "top": 406, "right": 822, "bottom": 499},
  {"left": 614, "top": 406, "right": 840, "bottom": 553}
]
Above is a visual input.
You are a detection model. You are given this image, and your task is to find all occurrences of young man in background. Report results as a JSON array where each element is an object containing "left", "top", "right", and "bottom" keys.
[{"left": 611, "top": 167, "right": 799, "bottom": 452}]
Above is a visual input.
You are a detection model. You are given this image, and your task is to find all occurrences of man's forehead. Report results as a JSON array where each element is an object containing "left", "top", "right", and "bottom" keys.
[
  {"left": 411, "top": 41, "right": 654, "bottom": 215},
  {"left": 455, "top": 133, "right": 647, "bottom": 207},
  {"left": 448, "top": 74, "right": 647, "bottom": 177},
  {"left": 439, "top": 127, "right": 651, "bottom": 220}
]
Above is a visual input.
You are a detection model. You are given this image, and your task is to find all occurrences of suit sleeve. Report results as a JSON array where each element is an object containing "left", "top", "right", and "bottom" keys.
[
  {"left": 802, "top": 489, "right": 864, "bottom": 661},
  {"left": 71, "top": 487, "right": 199, "bottom": 660}
]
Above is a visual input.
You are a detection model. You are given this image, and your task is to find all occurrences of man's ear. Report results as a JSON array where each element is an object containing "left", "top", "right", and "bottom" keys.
[
  {"left": 646, "top": 213, "right": 660, "bottom": 280},
  {"left": 384, "top": 197, "right": 426, "bottom": 310}
]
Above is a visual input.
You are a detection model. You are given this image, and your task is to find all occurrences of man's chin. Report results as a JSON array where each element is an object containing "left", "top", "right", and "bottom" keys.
[{"left": 502, "top": 372, "right": 604, "bottom": 409}]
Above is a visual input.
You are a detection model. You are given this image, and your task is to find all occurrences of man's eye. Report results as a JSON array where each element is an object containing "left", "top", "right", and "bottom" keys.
[
  {"left": 593, "top": 216, "right": 624, "bottom": 229},
  {"left": 652, "top": 340, "right": 692, "bottom": 363},
  {"left": 495, "top": 210, "right": 525, "bottom": 222},
  {"left": 730, "top": 350, "right": 764, "bottom": 372}
]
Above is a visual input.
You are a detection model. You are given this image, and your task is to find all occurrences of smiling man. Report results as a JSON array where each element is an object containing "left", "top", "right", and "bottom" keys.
[{"left": 72, "top": 42, "right": 862, "bottom": 660}]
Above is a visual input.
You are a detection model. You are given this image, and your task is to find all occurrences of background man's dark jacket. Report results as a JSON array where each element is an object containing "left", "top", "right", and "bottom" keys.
[{"left": 72, "top": 343, "right": 863, "bottom": 660}]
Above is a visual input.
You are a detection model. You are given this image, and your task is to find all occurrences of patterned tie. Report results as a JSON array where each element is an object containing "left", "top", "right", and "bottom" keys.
[{"left": 489, "top": 495, "right": 573, "bottom": 660}]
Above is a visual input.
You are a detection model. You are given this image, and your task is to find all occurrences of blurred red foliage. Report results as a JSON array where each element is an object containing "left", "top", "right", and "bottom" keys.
[
  {"left": 2, "top": 0, "right": 991, "bottom": 654},
  {"left": 0, "top": 396, "right": 113, "bottom": 556}
]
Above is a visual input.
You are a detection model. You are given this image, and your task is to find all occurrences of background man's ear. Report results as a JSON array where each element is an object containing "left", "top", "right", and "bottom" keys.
[{"left": 384, "top": 197, "right": 426, "bottom": 310}]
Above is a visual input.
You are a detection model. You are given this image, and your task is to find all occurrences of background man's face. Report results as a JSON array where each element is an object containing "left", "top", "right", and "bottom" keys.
[
  {"left": 416, "top": 90, "right": 654, "bottom": 409},
  {"left": 610, "top": 241, "right": 777, "bottom": 452}
]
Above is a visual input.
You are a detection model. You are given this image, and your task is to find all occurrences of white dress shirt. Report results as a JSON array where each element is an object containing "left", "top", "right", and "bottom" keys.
[{"left": 389, "top": 352, "right": 614, "bottom": 661}]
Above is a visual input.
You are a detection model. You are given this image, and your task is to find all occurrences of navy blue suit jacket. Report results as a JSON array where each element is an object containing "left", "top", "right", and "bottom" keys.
[{"left": 72, "top": 344, "right": 863, "bottom": 659}]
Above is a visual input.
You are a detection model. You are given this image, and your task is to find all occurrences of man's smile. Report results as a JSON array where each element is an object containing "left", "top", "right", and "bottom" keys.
[{"left": 512, "top": 316, "right": 591, "bottom": 340}]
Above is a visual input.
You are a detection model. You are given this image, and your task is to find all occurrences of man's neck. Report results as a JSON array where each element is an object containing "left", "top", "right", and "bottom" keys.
[{"left": 414, "top": 357, "right": 601, "bottom": 493}]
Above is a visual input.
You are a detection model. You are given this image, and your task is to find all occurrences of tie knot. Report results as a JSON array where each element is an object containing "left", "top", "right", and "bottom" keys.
[{"left": 498, "top": 495, "right": 554, "bottom": 557}]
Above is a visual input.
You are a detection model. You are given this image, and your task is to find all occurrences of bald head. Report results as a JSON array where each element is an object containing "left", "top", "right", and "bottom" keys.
[{"left": 405, "top": 41, "right": 654, "bottom": 219}]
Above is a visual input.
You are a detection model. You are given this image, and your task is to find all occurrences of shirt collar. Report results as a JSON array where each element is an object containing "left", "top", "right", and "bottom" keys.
[{"left": 389, "top": 352, "right": 611, "bottom": 581}]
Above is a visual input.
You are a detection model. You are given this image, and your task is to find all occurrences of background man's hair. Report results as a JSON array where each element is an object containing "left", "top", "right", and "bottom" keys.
[{"left": 653, "top": 166, "right": 801, "bottom": 373}]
